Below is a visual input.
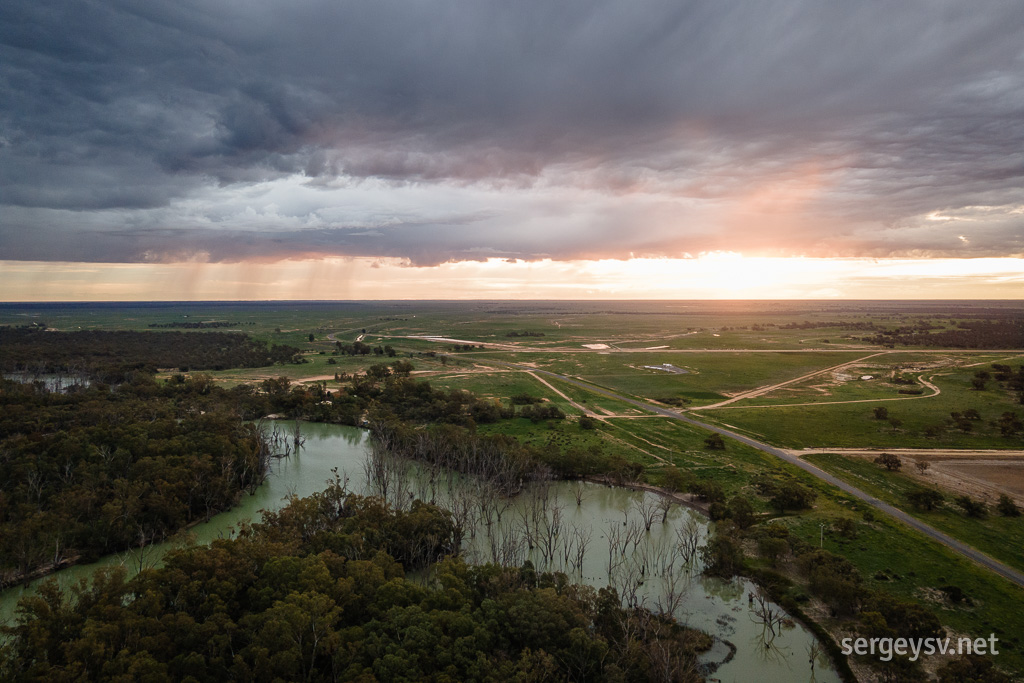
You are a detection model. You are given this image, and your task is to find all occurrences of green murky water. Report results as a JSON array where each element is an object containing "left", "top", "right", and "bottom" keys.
[{"left": 0, "top": 421, "right": 837, "bottom": 682}]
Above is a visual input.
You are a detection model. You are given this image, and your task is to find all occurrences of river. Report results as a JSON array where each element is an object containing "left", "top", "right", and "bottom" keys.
[{"left": 0, "top": 421, "right": 837, "bottom": 682}]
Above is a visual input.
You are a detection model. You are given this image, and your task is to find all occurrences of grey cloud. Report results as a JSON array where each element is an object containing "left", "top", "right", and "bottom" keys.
[{"left": 1, "top": 0, "right": 1023, "bottom": 261}]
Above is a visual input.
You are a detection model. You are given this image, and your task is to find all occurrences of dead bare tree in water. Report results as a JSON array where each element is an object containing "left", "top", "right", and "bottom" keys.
[
  {"left": 488, "top": 524, "right": 527, "bottom": 567},
  {"left": 635, "top": 496, "right": 661, "bottom": 532},
  {"left": 607, "top": 523, "right": 624, "bottom": 575},
  {"left": 749, "top": 589, "right": 788, "bottom": 652},
  {"left": 653, "top": 570, "right": 689, "bottom": 619},
  {"left": 536, "top": 501, "right": 564, "bottom": 569},
  {"left": 563, "top": 523, "right": 592, "bottom": 574},
  {"left": 611, "top": 561, "right": 646, "bottom": 609},
  {"left": 363, "top": 439, "right": 414, "bottom": 510},
  {"left": 807, "top": 639, "right": 824, "bottom": 677},
  {"left": 658, "top": 496, "right": 673, "bottom": 524},
  {"left": 573, "top": 482, "right": 585, "bottom": 506},
  {"left": 675, "top": 515, "right": 702, "bottom": 567},
  {"left": 574, "top": 525, "right": 590, "bottom": 574}
]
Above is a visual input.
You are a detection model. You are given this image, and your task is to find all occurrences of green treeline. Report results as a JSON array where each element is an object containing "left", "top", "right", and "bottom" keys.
[
  {"left": 0, "top": 484, "right": 710, "bottom": 682},
  {"left": 861, "top": 319, "right": 1024, "bottom": 349},
  {"left": 0, "top": 376, "right": 270, "bottom": 586},
  {"left": 0, "top": 328, "right": 303, "bottom": 380}
]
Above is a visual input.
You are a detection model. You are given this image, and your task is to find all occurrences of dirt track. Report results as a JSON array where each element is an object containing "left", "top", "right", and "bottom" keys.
[
  {"left": 785, "top": 448, "right": 1024, "bottom": 460},
  {"left": 690, "top": 352, "right": 889, "bottom": 410}
]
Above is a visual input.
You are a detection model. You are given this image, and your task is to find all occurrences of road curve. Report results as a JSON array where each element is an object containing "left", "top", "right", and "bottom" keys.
[{"left": 482, "top": 359, "right": 1024, "bottom": 589}]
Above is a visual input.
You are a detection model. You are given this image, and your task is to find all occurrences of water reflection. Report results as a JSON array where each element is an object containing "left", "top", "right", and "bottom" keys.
[{"left": 0, "top": 421, "right": 838, "bottom": 682}]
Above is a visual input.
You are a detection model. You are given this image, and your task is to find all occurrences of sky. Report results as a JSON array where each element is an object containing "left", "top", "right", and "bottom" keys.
[{"left": 1, "top": 0, "right": 1022, "bottom": 300}]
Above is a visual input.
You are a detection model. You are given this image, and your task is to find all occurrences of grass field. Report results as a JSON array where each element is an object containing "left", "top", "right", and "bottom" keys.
[
  {"left": 698, "top": 372, "right": 1024, "bottom": 449},
  {"left": 803, "top": 453, "right": 1024, "bottom": 574},
  {"left": 469, "top": 350, "right": 870, "bottom": 405},
  {"left": 785, "top": 499, "right": 1024, "bottom": 673}
]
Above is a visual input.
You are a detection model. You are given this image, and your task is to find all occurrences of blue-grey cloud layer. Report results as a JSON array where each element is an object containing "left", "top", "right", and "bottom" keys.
[{"left": 1, "top": 0, "right": 1023, "bottom": 264}]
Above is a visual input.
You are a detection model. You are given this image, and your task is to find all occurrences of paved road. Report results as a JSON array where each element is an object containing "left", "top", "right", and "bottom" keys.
[{"left": 481, "top": 359, "right": 1024, "bottom": 589}]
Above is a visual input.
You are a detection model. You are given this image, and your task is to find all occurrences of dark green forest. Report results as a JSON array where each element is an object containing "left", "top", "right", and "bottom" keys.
[
  {"left": 0, "top": 484, "right": 711, "bottom": 682},
  {"left": 0, "top": 328, "right": 303, "bottom": 381},
  {"left": 0, "top": 377, "right": 271, "bottom": 586}
]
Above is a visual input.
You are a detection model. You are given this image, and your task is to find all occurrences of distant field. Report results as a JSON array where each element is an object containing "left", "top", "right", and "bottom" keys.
[
  {"left": 538, "top": 375, "right": 651, "bottom": 416},
  {"left": 732, "top": 352, "right": 1024, "bottom": 407},
  {"left": 698, "top": 376, "right": 1024, "bottom": 449},
  {"left": 421, "top": 369, "right": 554, "bottom": 402},
  {"left": 471, "top": 350, "right": 869, "bottom": 405}
]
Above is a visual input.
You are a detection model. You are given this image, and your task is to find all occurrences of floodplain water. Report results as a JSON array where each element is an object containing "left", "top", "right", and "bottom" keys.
[{"left": 0, "top": 421, "right": 837, "bottom": 682}]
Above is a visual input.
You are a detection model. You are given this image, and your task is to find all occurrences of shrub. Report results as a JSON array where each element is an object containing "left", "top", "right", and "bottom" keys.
[
  {"left": 997, "top": 494, "right": 1021, "bottom": 517},
  {"left": 907, "top": 489, "right": 944, "bottom": 511},
  {"left": 703, "top": 433, "right": 726, "bottom": 450},
  {"left": 955, "top": 495, "right": 987, "bottom": 518},
  {"left": 874, "top": 453, "right": 902, "bottom": 471}
]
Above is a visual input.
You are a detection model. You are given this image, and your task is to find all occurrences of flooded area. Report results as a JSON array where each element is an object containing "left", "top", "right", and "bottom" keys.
[{"left": 0, "top": 421, "right": 837, "bottom": 682}]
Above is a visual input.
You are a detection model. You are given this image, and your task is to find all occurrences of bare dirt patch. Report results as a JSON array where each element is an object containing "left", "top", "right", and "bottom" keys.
[
  {"left": 938, "top": 461, "right": 1024, "bottom": 502},
  {"left": 794, "top": 449, "right": 1024, "bottom": 504}
]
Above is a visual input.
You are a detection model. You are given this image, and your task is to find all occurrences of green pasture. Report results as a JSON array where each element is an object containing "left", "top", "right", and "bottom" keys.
[
  {"left": 784, "top": 501, "right": 1024, "bottom": 674},
  {"left": 422, "top": 370, "right": 558, "bottom": 403},
  {"left": 539, "top": 375, "right": 651, "bottom": 415},
  {"left": 804, "top": 452, "right": 1024, "bottom": 574},
  {"left": 735, "top": 352, "right": 1023, "bottom": 406},
  {"left": 483, "top": 350, "right": 868, "bottom": 405},
  {"left": 698, "top": 371, "right": 1024, "bottom": 449}
]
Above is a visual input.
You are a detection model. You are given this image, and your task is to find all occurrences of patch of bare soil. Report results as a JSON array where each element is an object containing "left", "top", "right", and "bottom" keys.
[
  {"left": 801, "top": 449, "right": 1024, "bottom": 505},
  {"left": 935, "top": 461, "right": 1024, "bottom": 502}
]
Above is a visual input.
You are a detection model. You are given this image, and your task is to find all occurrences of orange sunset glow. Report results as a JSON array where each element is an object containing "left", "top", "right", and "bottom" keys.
[
  {"left": 1, "top": 0, "right": 1023, "bottom": 300},
  {"left": 3, "top": 255, "right": 1022, "bottom": 301}
]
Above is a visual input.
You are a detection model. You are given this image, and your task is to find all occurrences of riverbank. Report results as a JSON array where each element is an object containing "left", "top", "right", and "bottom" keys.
[
  {"left": 0, "top": 481, "right": 255, "bottom": 591},
  {"left": 2, "top": 422, "right": 840, "bottom": 682},
  {"left": 588, "top": 473, "right": 856, "bottom": 681}
]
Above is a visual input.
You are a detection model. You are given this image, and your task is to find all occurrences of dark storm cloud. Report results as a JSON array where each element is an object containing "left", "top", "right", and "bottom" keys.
[{"left": 1, "top": 0, "right": 1023, "bottom": 263}]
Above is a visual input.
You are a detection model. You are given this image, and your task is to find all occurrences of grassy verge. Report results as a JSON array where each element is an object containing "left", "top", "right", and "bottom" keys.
[{"left": 803, "top": 452, "right": 1024, "bottom": 574}]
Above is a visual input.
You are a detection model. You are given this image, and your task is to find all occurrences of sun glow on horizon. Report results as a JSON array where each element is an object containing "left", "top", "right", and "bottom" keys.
[{"left": 1, "top": 255, "right": 1022, "bottom": 302}]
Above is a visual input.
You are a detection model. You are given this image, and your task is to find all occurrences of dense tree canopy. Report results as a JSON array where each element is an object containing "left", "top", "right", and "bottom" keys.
[
  {"left": 0, "top": 485, "right": 710, "bottom": 682},
  {"left": 0, "top": 376, "right": 271, "bottom": 586},
  {"left": 0, "top": 328, "right": 303, "bottom": 381}
]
